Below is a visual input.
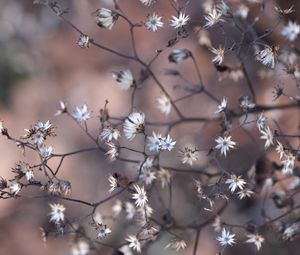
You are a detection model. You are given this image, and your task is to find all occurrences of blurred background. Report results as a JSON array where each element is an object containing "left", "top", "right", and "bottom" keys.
[{"left": 0, "top": 0, "right": 300, "bottom": 254}]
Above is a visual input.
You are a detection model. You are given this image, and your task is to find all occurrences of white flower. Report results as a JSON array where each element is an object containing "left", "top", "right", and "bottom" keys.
[
  {"left": 105, "top": 142, "right": 119, "bottom": 161},
  {"left": 204, "top": 7, "right": 224, "bottom": 28},
  {"left": 97, "top": 224, "right": 112, "bottom": 239},
  {"left": 216, "top": 0, "right": 230, "bottom": 15},
  {"left": 283, "top": 223, "right": 299, "bottom": 240},
  {"left": 180, "top": 147, "right": 198, "bottom": 165},
  {"left": 77, "top": 35, "right": 90, "bottom": 48},
  {"left": 39, "top": 146, "right": 53, "bottom": 158},
  {"left": 25, "top": 170, "right": 34, "bottom": 181},
  {"left": 35, "top": 120, "right": 51, "bottom": 131},
  {"left": 161, "top": 134, "right": 176, "bottom": 151},
  {"left": 132, "top": 184, "right": 148, "bottom": 207},
  {"left": 55, "top": 100, "right": 67, "bottom": 116},
  {"left": 170, "top": 12, "right": 190, "bottom": 29},
  {"left": 165, "top": 238, "right": 187, "bottom": 252},
  {"left": 123, "top": 112, "right": 145, "bottom": 140},
  {"left": 256, "top": 113, "right": 265, "bottom": 131},
  {"left": 72, "top": 104, "right": 90, "bottom": 122},
  {"left": 281, "top": 21, "right": 300, "bottom": 41},
  {"left": 168, "top": 49, "right": 191, "bottom": 63},
  {"left": 215, "top": 97, "right": 227, "bottom": 113},
  {"left": 112, "top": 70, "right": 135, "bottom": 90},
  {"left": 96, "top": 8, "right": 118, "bottom": 30},
  {"left": 281, "top": 153, "right": 295, "bottom": 175},
  {"left": 9, "top": 182, "right": 21, "bottom": 195},
  {"left": 260, "top": 126, "right": 273, "bottom": 148},
  {"left": 140, "top": 168, "right": 156, "bottom": 185},
  {"left": 139, "top": 0, "right": 154, "bottom": 6},
  {"left": 126, "top": 234, "right": 141, "bottom": 253},
  {"left": 32, "top": 132, "right": 44, "bottom": 145},
  {"left": 100, "top": 126, "right": 120, "bottom": 142},
  {"left": 157, "top": 168, "right": 171, "bottom": 188},
  {"left": 156, "top": 94, "right": 171, "bottom": 115},
  {"left": 240, "top": 95, "right": 255, "bottom": 110},
  {"left": 147, "top": 131, "right": 163, "bottom": 152},
  {"left": 237, "top": 189, "right": 254, "bottom": 199},
  {"left": 210, "top": 45, "right": 225, "bottom": 65},
  {"left": 215, "top": 135, "right": 236, "bottom": 156},
  {"left": 256, "top": 45, "right": 277, "bottom": 68},
  {"left": 225, "top": 174, "right": 246, "bottom": 193},
  {"left": 49, "top": 203, "right": 65, "bottom": 224},
  {"left": 246, "top": 233, "right": 264, "bottom": 251},
  {"left": 108, "top": 175, "right": 118, "bottom": 193},
  {"left": 145, "top": 13, "right": 163, "bottom": 32},
  {"left": 217, "top": 228, "right": 236, "bottom": 246}
]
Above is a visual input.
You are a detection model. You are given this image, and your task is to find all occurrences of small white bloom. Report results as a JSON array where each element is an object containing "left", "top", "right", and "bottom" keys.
[
  {"left": 140, "top": 168, "right": 156, "bottom": 185},
  {"left": 210, "top": 45, "right": 225, "bottom": 65},
  {"left": 281, "top": 153, "right": 295, "bottom": 175},
  {"left": 246, "top": 233, "right": 264, "bottom": 251},
  {"left": 112, "top": 70, "right": 135, "bottom": 90},
  {"left": 237, "top": 188, "right": 254, "bottom": 199},
  {"left": 126, "top": 234, "right": 141, "bottom": 253},
  {"left": 123, "top": 112, "right": 145, "bottom": 140},
  {"left": 281, "top": 21, "right": 300, "bottom": 41},
  {"left": 256, "top": 113, "right": 265, "bottom": 131},
  {"left": 105, "top": 142, "right": 119, "bottom": 161},
  {"left": 215, "top": 135, "right": 236, "bottom": 156},
  {"left": 283, "top": 223, "right": 299, "bottom": 240},
  {"left": 168, "top": 49, "right": 191, "bottom": 63},
  {"left": 165, "top": 238, "right": 187, "bottom": 252},
  {"left": 72, "top": 104, "right": 90, "bottom": 122},
  {"left": 217, "top": 228, "right": 236, "bottom": 246},
  {"left": 139, "top": 0, "right": 154, "bottom": 6},
  {"left": 25, "top": 170, "right": 34, "bottom": 181},
  {"left": 260, "top": 126, "right": 274, "bottom": 148},
  {"left": 225, "top": 174, "right": 246, "bottom": 193},
  {"left": 180, "top": 147, "right": 199, "bottom": 166},
  {"left": 256, "top": 45, "right": 277, "bottom": 69},
  {"left": 240, "top": 95, "right": 255, "bottom": 110},
  {"left": 216, "top": 0, "right": 230, "bottom": 15},
  {"left": 157, "top": 167, "right": 171, "bottom": 188},
  {"left": 49, "top": 203, "right": 65, "bottom": 224},
  {"left": 97, "top": 224, "right": 112, "bottom": 239},
  {"left": 215, "top": 97, "right": 227, "bottom": 113},
  {"left": 108, "top": 175, "right": 118, "bottom": 193},
  {"left": 9, "top": 182, "right": 21, "bottom": 195},
  {"left": 145, "top": 13, "right": 163, "bottom": 32},
  {"left": 170, "top": 12, "right": 190, "bottom": 29},
  {"left": 156, "top": 94, "right": 171, "bottom": 115},
  {"left": 132, "top": 184, "right": 148, "bottom": 207},
  {"left": 39, "top": 146, "right": 53, "bottom": 158},
  {"left": 96, "top": 8, "right": 118, "bottom": 30},
  {"left": 35, "top": 120, "right": 51, "bottom": 132},
  {"left": 100, "top": 126, "right": 120, "bottom": 142},
  {"left": 161, "top": 134, "right": 176, "bottom": 151},
  {"left": 204, "top": 7, "right": 224, "bottom": 28},
  {"left": 55, "top": 100, "right": 67, "bottom": 116},
  {"left": 147, "top": 131, "right": 163, "bottom": 152},
  {"left": 77, "top": 35, "right": 90, "bottom": 48}
]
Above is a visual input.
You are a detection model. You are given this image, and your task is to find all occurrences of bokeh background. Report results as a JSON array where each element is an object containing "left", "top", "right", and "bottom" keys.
[{"left": 0, "top": 0, "right": 300, "bottom": 254}]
